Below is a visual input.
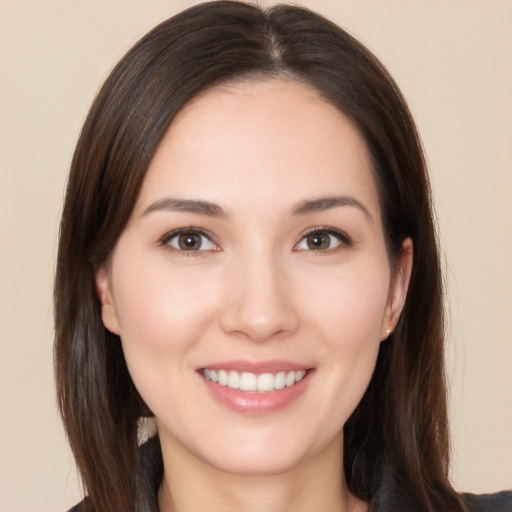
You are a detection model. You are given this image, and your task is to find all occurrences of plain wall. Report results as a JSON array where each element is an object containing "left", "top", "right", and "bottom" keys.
[{"left": 0, "top": 1, "right": 510, "bottom": 511}]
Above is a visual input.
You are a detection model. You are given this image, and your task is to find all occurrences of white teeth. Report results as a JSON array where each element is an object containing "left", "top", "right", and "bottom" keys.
[
  {"left": 295, "top": 370, "right": 306, "bottom": 382},
  {"left": 257, "top": 373, "right": 274, "bottom": 392},
  {"left": 285, "top": 371, "right": 295, "bottom": 387},
  {"left": 274, "top": 371, "right": 286, "bottom": 390},
  {"left": 239, "top": 372, "right": 257, "bottom": 391},
  {"left": 218, "top": 370, "right": 228, "bottom": 386},
  {"left": 227, "top": 371, "right": 240, "bottom": 389},
  {"left": 203, "top": 368, "right": 307, "bottom": 393}
]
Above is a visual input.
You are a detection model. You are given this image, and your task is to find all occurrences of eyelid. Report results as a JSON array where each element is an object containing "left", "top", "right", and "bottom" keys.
[
  {"left": 294, "top": 226, "right": 352, "bottom": 251},
  {"left": 158, "top": 226, "right": 351, "bottom": 253},
  {"left": 159, "top": 227, "right": 220, "bottom": 252}
]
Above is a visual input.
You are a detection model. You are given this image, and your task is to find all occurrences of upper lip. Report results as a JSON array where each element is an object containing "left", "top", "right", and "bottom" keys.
[{"left": 197, "top": 360, "right": 312, "bottom": 374}]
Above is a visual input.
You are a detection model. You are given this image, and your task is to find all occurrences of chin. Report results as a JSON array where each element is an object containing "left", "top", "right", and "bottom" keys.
[
  {"left": 204, "top": 448, "right": 309, "bottom": 477},
  {"left": 188, "top": 426, "right": 342, "bottom": 478}
]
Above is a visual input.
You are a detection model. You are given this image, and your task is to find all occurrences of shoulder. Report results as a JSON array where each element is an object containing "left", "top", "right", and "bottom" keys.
[
  {"left": 66, "top": 500, "right": 88, "bottom": 512},
  {"left": 65, "top": 491, "right": 512, "bottom": 512},
  {"left": 462, "top": 491, "right": 512, "bottom": 512}
]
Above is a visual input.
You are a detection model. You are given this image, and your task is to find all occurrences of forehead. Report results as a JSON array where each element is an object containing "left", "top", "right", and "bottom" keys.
[{"left": 134, "top": 79, "right": 380, "bottom": 219}]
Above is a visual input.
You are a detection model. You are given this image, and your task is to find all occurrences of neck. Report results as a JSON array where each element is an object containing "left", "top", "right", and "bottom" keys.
[{"left": 157, "top": 434, "right": 367, "bottom": 512}]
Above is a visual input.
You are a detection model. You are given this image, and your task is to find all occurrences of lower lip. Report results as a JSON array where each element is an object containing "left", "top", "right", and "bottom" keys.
[{"left": 200, "top": 371, "right": 313, "bottom": 415}]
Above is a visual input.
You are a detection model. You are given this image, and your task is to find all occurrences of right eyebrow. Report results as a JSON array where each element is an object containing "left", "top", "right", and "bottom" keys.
[{"left": 141, "top": 197, "right": 227, "bottom": 218}]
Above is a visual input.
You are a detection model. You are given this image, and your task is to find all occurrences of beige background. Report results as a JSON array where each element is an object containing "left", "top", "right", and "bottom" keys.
[{"left": 0, "top": 1, "right": 511, "bottom": 511}]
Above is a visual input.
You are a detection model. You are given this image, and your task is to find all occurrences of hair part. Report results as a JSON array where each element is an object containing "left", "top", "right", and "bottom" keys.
[{"left": 55, "top": 2, "right": 466, "bottom": 511}]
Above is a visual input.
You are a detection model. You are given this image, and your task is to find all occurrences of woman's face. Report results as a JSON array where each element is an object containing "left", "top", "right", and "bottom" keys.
[{"left": 97, "top": 79, "right": 411, "bottom": 476}]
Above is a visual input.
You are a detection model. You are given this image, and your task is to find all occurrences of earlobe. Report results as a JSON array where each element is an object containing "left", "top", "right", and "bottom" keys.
[
  {"left": 382, "top": 238, "right": 413, "bottom": 339},
  {"left": 95, "top": 266, "right": 120, "bottom": 335}
]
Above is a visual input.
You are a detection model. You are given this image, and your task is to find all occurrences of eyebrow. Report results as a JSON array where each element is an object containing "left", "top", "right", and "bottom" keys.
[
  {"left": 292, "top": 196, "right": 371, "bottom": 220},
  {"left": 142, "top": 198, "right": 227, "bottom": 218},
  {"left": 141, "top": 195, "right": 371, "bottom": 220}
]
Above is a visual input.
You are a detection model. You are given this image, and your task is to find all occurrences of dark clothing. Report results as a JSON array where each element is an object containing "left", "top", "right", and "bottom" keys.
[
  {"left": 67, "top": 490, "right": 512, "bottom": 511},
  {"left": 462, "top": 491, "right": 512, "bottom": 512}
]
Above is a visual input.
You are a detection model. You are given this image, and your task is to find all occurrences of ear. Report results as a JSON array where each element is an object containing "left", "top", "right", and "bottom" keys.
[
  {"left": 95, "top": 266, "right": 120, "bottom": 335},
  {"left": 381, "top": 238, "right": 413, "bottom": 340}
]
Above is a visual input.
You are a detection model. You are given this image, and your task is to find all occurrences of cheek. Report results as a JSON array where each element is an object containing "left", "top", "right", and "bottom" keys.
[
  {"left": 112, "top": 257, "right": 217, "bottom": 347},
  {"left": 304, "top": 263, "right": 390, "bottom": 347},
  {"left": 109, "top": 253, "right": 223, "bottom": 406},
  {"left": 110, "top": 256, "right": 224, "bottom": 417},
  {"left": 299, "top": 263, "right": 390, "bottom": 413}
]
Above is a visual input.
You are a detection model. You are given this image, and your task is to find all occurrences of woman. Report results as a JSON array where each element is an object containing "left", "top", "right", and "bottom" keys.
[{"left": 55, "top": 1, "right": 511, "bottom": 511}]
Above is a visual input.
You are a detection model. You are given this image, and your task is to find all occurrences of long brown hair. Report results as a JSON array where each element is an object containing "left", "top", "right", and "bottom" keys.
[{"left": 54, "top": 2, "right": 466, "bottom": 511}]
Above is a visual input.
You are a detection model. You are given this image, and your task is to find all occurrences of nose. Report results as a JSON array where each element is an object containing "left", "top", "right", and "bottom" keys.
[{"left": 219, "top": 251, "right": 300, "bottom": 343}]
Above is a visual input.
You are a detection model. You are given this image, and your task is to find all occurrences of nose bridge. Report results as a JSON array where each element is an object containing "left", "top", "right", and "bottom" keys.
[{"left": 220, "top": 244, "right": 299, "bottom": 342}]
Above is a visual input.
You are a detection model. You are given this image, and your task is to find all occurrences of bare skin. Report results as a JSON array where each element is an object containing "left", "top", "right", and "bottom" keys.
[
  {"left": 97, "top": 79, "right": 411, "bottom": 512},
  {"left": 157, "top": 430, "right": 368, "bottom": 512}
]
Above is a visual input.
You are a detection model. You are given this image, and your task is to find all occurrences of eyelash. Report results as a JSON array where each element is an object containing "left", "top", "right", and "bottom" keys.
[
  {"left": 294, "top": 227, "right": 352, "bottom": 252},
  {"left": 159, "top": 228, "right": 219, "bottom": 255},
  {"left": 159, "top": 226, "right": 352, "bottom": 254}
]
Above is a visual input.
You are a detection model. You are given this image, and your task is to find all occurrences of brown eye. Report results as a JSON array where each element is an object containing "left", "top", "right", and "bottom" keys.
[
  {"left": 178, "top": 233, "right": 202, "bottom": 250},
  {"left": 164, "top": 230, "right": 217, "bottom": 252},
  {"left": 306, "top": 232, "right": 331, "bottom": 250},
  {"left": 295, "top": 228, "right": 350, "bottom": 252}
]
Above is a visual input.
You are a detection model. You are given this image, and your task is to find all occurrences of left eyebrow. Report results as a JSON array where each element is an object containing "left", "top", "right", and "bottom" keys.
[{"left": 292, "top": 196, "right": 372, "bottom": 221}]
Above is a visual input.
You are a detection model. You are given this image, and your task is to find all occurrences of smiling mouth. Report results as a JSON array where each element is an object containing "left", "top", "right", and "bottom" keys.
[{"left": 200, "top": 369, "right": 308, "bottom": 393}]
